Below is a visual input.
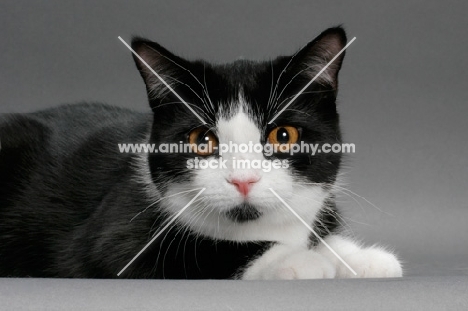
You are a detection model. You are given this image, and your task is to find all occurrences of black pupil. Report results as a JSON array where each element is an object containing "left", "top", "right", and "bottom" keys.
[
  {"left": 276, "top": 128, "right": 289, "bottom": 144},
  {"left": 198, "top": 132, "right": 210, "bottom": 145}
]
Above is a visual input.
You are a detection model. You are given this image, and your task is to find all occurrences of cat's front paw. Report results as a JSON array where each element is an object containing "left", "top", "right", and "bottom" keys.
[
  {"left": 273, "top": 251, "right": 336, "bottom": 280},
  {"left": 242, "top": 248, "right": 336, "bottom": 280},
  {"left": 338, "top": 247, "right": 403, "bottom": 278}
]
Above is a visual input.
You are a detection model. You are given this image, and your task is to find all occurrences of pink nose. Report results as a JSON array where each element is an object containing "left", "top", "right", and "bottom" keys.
[{"left": 229, "top": 178, "right": 259, "bottom": 197}]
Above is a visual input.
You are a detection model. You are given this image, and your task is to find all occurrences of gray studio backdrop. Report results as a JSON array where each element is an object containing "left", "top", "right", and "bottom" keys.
[{"left": 1, "top": 0, "right": 467, "bottom": 276}]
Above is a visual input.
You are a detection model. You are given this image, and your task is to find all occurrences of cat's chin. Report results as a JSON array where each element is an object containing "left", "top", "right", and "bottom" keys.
[{"left": 225, "top": 203, "right": 262, "bottom": 223}]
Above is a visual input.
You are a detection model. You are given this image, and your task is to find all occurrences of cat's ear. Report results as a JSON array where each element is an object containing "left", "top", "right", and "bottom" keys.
[
  {"left": 131, "top": 37, "right": 185, "bottom": 102},
  {"left": 294, "top": 27, "right": 348, "bottom": 88}
]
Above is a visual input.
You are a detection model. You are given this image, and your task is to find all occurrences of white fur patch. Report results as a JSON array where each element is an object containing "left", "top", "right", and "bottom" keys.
[
  {"left": 241, "top": 244, "right": 336, "bottom": 280},
  {"left": 316, "top": 235, "right": 403, "bottom": 278},
  {"left": 240, "top": 235, "right": 403, "bottom": 280},
  {"left": 162, "top": 101, "right": 327, "bottom": 246},
  {"left": 151, "top": 96, "right": 403, "bottom": 280}
]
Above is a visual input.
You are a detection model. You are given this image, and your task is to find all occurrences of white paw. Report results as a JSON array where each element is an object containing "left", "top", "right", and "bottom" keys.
[
  {"left": 243, "top": 248, "right": 336, "bottom": 280},
  {"left": 338, "top": 247, "right": 403, "bottom": 278},
  {"left": 271, "top": 251, "right": 336, "bottom": 279}
]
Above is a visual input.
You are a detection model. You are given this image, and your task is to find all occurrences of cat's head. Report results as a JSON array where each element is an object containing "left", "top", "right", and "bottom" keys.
[{"left": 132, "top": 27, "right": 348, "bottom": 244}]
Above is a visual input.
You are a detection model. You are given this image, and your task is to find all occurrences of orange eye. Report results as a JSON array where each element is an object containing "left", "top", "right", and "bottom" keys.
[
  {"left": 267, "top": 126, "right": 299, "bottom": 152},
  {"left": 188, "top": 127, "right": 218, "bottom": 156}
]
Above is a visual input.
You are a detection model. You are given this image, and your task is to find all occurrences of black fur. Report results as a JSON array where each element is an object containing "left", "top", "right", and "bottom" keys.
[{"left": 0, "top": 27, "right": 347, "bottom": 278}]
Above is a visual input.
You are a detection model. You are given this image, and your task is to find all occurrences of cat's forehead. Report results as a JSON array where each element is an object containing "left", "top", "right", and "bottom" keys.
[
  {"left": 210, "top": 62, "right": 268, "bottom": 126},
  {"left": 213, "top": 59, "right": 264, "bottom": 84},
  {"left": 216, "top": 97, "right": 262, "bottom": 143}
]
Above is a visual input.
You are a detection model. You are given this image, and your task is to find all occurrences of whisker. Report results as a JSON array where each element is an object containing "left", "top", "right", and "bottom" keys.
[
  {"left": 269, "top": 48, "right": 302, "bottom": 111},
  {"left": 159, "top": 74, "right": 205, "bottom": 103},
  {"left": 144, "top": 44, "right": 210, "bottom": 100},
  {"left": 131, "top": 187, "right": 204, "bottom": 222},
  {"left": 267, "top": 60, "right": 275, "bottom": 109},
  {"left": 332, "top": 184, "right": 392, "bottom": 216},
  {"left": 273, "top": 65, "right": 328, "bottom": 108},
  {"left": 155, "top": 196, "right": 207, "bottom": 278},
  {"left": 274, "top": 90, "right": 336, "bottom": 111},
  {"left": 203, "top": 63, "right": 216, "bottom": 112},
  {"left": 296, "top": 182, "right": 391, "bottom": 216}
]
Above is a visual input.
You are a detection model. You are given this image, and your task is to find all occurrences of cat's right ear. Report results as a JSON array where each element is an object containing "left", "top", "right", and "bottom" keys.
[
  {"left": 131, "top": 38, "right": 184, "bottom": 102},
  {"left": 290, "top": 27, "right": 348, "bottom": 89}
]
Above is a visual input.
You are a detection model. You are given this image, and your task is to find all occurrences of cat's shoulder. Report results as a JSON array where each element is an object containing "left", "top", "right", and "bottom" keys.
[
  {"left": 0, "top": 102, "right": 152, "bottom": 205},
  {"left": 1, "top": 102, "right": 152, "bottom": 141},
  {"left": 0, "top": 102, "right": 152, "bottom": 169},
  {"left": 2, "top": 101, "right": 147, "bottom": 123},
  {"left": 34, "top": 102, "right": 149, "bottom": 127}
]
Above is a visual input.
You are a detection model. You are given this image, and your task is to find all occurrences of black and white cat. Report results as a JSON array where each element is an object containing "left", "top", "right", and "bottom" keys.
[{"left": 0, "top": 27, "right": 402, "bottom": 279}]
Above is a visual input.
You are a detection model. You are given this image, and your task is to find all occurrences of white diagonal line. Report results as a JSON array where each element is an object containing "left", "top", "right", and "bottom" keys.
[
  {"left": 117, "top": 188, "right": 206, "bottom": 276},
  {"left": 268, "top": 37, "right": 356, "bottom": 124},
  {"left": 118, "top": 36, "right": 207, "bottom": 125},
  {"left": 269, "top": 188, "right": 357, "bottom": 276}
]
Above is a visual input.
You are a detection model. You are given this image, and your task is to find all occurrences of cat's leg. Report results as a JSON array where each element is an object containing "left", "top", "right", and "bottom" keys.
[
  {"left": 240, "top": 243, "right": 336, "bottom": 280},
  {"left": 315, "top": 235, "right": 403, "bottom": 278}
]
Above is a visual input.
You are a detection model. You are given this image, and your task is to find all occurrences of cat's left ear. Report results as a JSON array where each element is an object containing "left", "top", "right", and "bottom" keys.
[
  {"left": 131, "top": 38, "right": 186, "bottom": 103},
  {"left": 294, "top": 27, "right": 348, "bottom": 88}
]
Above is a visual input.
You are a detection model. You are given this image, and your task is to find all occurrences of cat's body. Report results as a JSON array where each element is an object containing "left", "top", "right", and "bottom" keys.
[
  {"left": 0, "top": 103, "right": 271, "bottom": 278},
  {"left": 0, "top": 27, "right": 403, "bottom": 279}
]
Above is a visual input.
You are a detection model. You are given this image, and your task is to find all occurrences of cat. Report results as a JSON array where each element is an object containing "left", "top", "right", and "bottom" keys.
[{"left": 0, "top": 27, "right": 402, "bottom": 279}]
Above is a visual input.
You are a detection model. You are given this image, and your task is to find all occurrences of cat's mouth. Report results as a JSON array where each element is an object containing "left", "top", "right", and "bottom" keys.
[{"left": 224, "top": 203, "right": 262, "bottom": 223}]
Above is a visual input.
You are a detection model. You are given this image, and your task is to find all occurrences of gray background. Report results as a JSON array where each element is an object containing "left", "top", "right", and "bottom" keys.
[{"left": 1, "top": 0, "right": 467, "bottom": 278}]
